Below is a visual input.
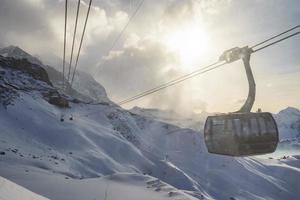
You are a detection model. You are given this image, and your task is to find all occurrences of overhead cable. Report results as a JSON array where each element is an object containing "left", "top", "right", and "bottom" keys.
[
  {"left": 253, "top": 31, "right": 300, "bottom": 53},
  {"left": 70, "top": 0, "right": 93, "bottom": 87},
  {"left": 105, "top": 0, "right": 145, "bottom": 56},
  {"left": 62, "top": 0, "right": 68, "bottom": 90},
  {"left": 118, "top": 61, "right": 222, "bottom": 105},
  {"left": 67, "top": 0, "right": 81, "bottom": 82},
  {"left": 251, "top": 24, "right": 300, "bottom": 49}
]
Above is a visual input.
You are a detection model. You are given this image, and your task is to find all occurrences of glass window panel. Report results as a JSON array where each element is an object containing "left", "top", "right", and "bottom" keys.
[
  {"left": 212, "top": 118, "right": 224, "bottom": 134},
  {"left": 242, "top": 119, "right": 250, "bottom": 136},
  {"left": 258, "top": 117, "right": 267, "bottom": 134},
  {"left": 266, "top": 118, "right": 276, "bottom": 132},
  {"left": 250, "top": 118, "right": 259, "bottom": 135},
  {"left": 205, "top": 119, "right": 211, "bottom": 134},
  {"left": 233, "top": 119, "right": 241, "bottom": 136},
  {"left": 213, "top": 118, "right": 225, "bottom": 125},
  {"left": 226, "top": 119, "right": 233, "bottom": 134}
]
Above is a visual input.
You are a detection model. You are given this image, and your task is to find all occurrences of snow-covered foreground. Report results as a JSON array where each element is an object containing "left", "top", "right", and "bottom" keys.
[
  {"left": 0, "top": 176, "right": 48, "bottom": 200},
  {"left": 0, "top": 168, "right": 197, "bottom": 200},
  {"left": 0, "top": 92, "right": 203, "bottom": 199},
  {"left": 1, "top": 94, "right": 300, "bottom": 200}
]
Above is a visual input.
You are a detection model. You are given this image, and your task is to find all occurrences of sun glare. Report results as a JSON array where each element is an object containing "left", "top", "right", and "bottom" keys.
[{"left": 164, "top": 26, "right": 210, "bottom": 68}]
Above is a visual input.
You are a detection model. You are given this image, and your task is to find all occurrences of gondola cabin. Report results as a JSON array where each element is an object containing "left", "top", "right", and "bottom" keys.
[{"left": 204, "top": 112, "right": 279, "bottom": 156}]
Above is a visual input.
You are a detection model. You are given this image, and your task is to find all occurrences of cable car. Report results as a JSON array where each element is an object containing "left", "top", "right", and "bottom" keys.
[{"left": 204, "top": 46, "right": 279, "bottom": 156}]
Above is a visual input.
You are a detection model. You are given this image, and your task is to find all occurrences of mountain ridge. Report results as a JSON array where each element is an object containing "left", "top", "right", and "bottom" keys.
[{"left": 0, "top": 45, "right": 109, "bottom": 103}]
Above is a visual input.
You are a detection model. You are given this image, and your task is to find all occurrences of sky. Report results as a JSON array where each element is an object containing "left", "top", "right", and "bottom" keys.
[{"left": 0, "top": 0, "right": 299, "bottom": 115}]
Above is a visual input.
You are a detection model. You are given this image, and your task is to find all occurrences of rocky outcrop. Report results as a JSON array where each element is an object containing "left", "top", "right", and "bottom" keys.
[{"left": 0, "top": 55, "right": 69, "bottom": 108}]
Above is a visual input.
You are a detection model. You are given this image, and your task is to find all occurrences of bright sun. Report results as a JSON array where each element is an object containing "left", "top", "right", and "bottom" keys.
[{"left": 164, "top": 26, "right": 210, "bottom": 67}]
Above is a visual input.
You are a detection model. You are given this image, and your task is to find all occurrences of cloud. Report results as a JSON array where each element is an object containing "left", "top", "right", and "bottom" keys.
[
  {"left": 0, "top": 0, "right": 299, "bottom": 113},
  {"left": 0, "top": 0, "right": 131, "bottom": 56},
  {"left": 95, "top": 37, "right": 179, "bottom": 99},
  {"left": 0, "top": 0, "right": 56, "bottom": 51},
  {"left": 233, "top": 98, "right": 246, "bottom": 104}
]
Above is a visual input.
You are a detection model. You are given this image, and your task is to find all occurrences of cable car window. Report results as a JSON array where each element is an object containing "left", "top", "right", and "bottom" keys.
[
  {"left": 205, "top": 118, "right": 212, "bottom": 134},
  {"left": 258, "top": 117, "right": 267, "bottom": 134},
  {"left": 241, "top": 119, "right": 250, "bottom": 136},
  {"left": 266, "top": 118, "right": 276, "bottom": 132},
  {"left": 212, "top": 118, "right": 225, "bottom": 125},
  {"left": 250, "top": 118, "right": 259, "bottom": 135},
  {"left": 233, "top": 119, "right": 242, "bottom": 136},
  {"left": 212, "top": 118, "right": 225, "bottom": 133},
  {"left": 225, "top": 119, "right": 233, "bottom": 134}
]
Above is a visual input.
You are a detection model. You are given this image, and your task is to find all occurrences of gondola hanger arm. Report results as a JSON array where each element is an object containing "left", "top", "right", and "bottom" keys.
[{"left": 219, "top": 46, "right": 255, "bottom": 113}]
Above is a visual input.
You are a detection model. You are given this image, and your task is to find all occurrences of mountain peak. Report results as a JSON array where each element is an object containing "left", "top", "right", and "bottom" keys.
[
  {"left": 278, "top": 107, "right": 300, "bottom": 115},
  {"left": 0, "top": 45, "right": 43, "bottom": 66},
  {"left": 1, "top": 45, "right": 27, "bottom": 55}
]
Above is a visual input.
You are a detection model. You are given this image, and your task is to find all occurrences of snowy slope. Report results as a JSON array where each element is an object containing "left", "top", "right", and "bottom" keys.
[
  {"left": 0, "top": 55, "right": 201, "bottom": 199},
  {"left": 0, "top": 169, "right": 197, "bottom": 200},
  {"left": 0, "top": 176, "right": 48, "bottom": 200},
  {"left": 1, "top": 93, "right": 299, "bottom": 199},
  {"left": 0, "top": 55, "right": 300, "bottom": 199},
  {"left": 1, "top": 171, "right": 198, "bottom": 200}
]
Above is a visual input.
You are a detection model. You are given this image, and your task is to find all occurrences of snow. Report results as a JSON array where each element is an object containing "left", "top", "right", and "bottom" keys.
[
  {"left": 0, "top": 176, "right": 48, "bottom": 200},
  {"left": 0, "top": 93, "right": 200, "bottom": 199},
  {"left": 274, "top": 107, "right": 300, "bottom": 140},
  {"left": 0, "top": 168, "right": 197, "bottom": 200},
  {"left": 1, "top": 52, "right": 8, "bottom": 57}
]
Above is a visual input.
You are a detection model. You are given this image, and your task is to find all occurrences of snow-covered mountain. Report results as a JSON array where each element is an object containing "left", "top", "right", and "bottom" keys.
[
  {"left": 273, "top": 107, "right": 300, "bottom": 153},
  {"left": 0, "top": 55, "right": 69, "bottom": 108},
  {"left": 0, "top": 46, "right": 43, "bottom": 66},
  {"left": 0, "top": 46, "right": 108, "bottom": 103},
  {"left": 274, "top": 107, "right": 300, "bottom": 140},
  {"left": 0, "top": 53, "right": 300, "bottom": 199},
  {"left": 72, "top": 70, "right": 108, "bottom": 103}
]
